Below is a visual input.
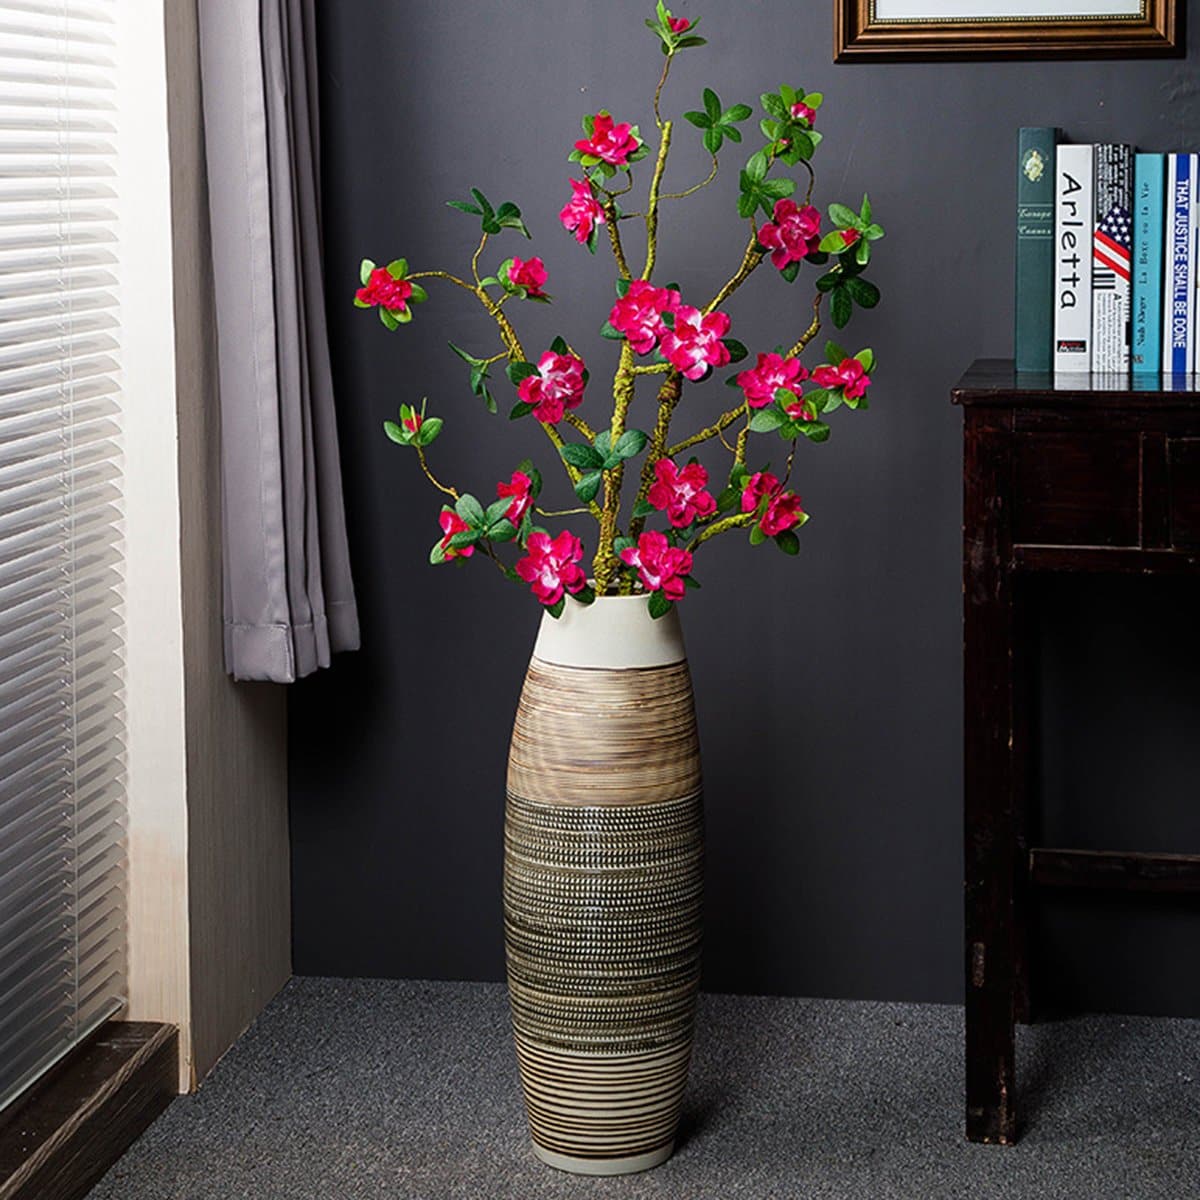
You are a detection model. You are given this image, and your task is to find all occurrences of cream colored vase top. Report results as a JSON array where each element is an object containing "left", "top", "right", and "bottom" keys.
[{"left": 504, "top": 594, "right": 704, "bottom": 1176}]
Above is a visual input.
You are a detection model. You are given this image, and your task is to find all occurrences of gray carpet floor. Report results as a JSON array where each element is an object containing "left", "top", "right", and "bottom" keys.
[{"left": 86, "top": 978, "right": 1198, "bottom": 1199}]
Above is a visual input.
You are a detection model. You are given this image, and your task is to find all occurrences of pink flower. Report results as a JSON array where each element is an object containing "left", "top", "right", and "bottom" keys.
[
  {"left": 647, "top": 459, "right": 716, "bottom": 528},
  {"left": 838, "top": 228, "right": 860, "bottom": 248},
  {"left": 789, "top": 100, "right": 816, "bottom": 126},
  {"left": 736, "top": 352, "right": 808, "bottom": 409},
  {"left": 506, "top": 256, "right": 548, "bottom": 298},
  {"left": 402, "top": 409, "right": 423, "bottom": 435},
  {"left": 740, "top": 471, "right": 781, "bottom": 514},
  {"left": 812, "top": 357, "right": 871, "bottom": 401},
  {"left": 783, "top": 395, "right": 817, "bottom": 422},
  {"left": 559, "top": 179, "right": 606, "bottom": 244},
  {"left": 761, "top": 491, "right": 804, "bottom": 536},
  {"left": 659, "top": 305, "right": 732, "bottom": 381},
  {"left": 575, "top": 112, "right": 641, "bottom": 167},
  {"left": 619, "top": 531, "right": 693, "bottom": 602},
  {"left": 609, "top": 280, "right": 681, "bottom": 355},
  {"left": 497, "top": 471, "right": 533, "bottom": 524},
  {"left": 757, "top": 199, "right": 821, "bottom": 271},
  {"left": 356, "top": 267, "right": 412, "bottom": 312},
  {"left": 517, "top": 351, "right": 587, "bottom": 424},
  {"left": 438, "top": 510, "right": 474, "bottom": 560},
  {"left": 667, "top": 15, "right": 691, "bottom": 31},
  {"left": 516, "top": 530, "right": 587, "bottom": 606}
]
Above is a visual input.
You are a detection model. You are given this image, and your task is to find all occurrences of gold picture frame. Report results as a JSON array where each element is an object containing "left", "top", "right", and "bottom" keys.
[{"left": 834, "top": 0, "right": 1181, "bottom": 60}]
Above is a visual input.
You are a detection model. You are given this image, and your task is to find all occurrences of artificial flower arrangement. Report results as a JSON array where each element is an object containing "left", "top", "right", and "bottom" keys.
[{"left": 355, "top": 3, "right": 883, "bottom": 619}]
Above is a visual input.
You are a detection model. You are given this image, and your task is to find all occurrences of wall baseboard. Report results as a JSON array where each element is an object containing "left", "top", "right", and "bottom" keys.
[{"left": 0, "top": 1022, "right": 177, "bottom": 1200}]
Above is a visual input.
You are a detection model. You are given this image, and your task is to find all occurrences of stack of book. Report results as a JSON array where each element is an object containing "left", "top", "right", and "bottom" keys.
[{"left": 1015, "top": 127, "right": 1198, "bottom": 379}]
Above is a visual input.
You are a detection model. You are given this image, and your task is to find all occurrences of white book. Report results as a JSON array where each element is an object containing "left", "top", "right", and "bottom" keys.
[
  {"left": 1090, "top": 144, "right": 1133, "bottom": 374},
  {"left": 1162, "top": 153, "right": 1197, "bottom": 376},
  {"left": 1054, "top": 144, "right": 1094, "bottom": 372}
]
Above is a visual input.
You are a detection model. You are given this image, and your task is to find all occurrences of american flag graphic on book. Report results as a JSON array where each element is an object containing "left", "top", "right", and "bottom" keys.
[{"left": 1094, "top": 204, "right": 1132, "bottom": 287}]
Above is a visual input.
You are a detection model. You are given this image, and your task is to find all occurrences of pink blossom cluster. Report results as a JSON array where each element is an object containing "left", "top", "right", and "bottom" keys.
[
  {"left": 608, "top": 281, "right": 681, "bottom": 355},
  {"left": 647, "top": 459, "right": 716, "bottom": 528},
  {"left": 758, "top": 199, "right": 821, "bottom": 271},
  {"left": 741, "top": 471, "right": 804, "bottom": 537},
  {"left": 506, "top": 256, "right": 548, "bottom": 298},
  {"left": 620, "top": 532, "right": 693, "bottom": 601},
  {"left": 517, "top": 351, "right": 587, "bottom": 424},
  {"left": 736, "top": 352, "right": 807, "bottom": 409},
  {"left": 659, "top": 306, "right": 732, "bottom": 381},
  {"left": 559, "top": 179, "right": 606, "bottom": 245},
  {"left": 575, "top": 112, "right": 641, "bottom": 167},
  {"left": 813, "top": 357, "right": 871, "bottom": 401},
  {"left": 356, "top": 267, "right": 412, "bottom": 313},
  {"left": 516, "top": 531, "right": 587, "bottom": 606}
]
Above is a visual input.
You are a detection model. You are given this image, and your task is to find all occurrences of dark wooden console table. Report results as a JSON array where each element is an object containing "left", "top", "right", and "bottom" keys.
[{"left": 953, "top": 359, "right": 1200, "bottom": 1145}]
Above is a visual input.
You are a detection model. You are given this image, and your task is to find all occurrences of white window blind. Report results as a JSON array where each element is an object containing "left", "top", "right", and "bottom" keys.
[{"left": 0, "top": 0, "right": 126, "bottom": 1110}]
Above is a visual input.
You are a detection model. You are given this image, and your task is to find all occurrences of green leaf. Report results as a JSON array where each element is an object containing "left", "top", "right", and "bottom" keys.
[
  {"left": 703, "top": 87, "right": 721, "bottom": 119},
  {"left": 484, "top": 497, "right": 512, "bottom": 527},
  {"left": 407, "top": 282, "right": 428, "bottom": 303},
  {"left": 509, "top": 400, "right": 535, "bottom": 420},
  {"left": 632, "top": 498, "right": 656, "bottom": 518},
  {"left": 775, "top": 529, "right": 800, "bottom": 555},
  {"left": 677, "top": 35, "right": 707, "bottom": 47},
  {"left": 779, "top": 84, "right": 797, "bottom": 106},
  {"left": 737, "top": 191, "right": 758, "bottom": 220},
  {"left": 487, "top": 518, "right": 518, "bottom": 543},
  {"left": 830, "top": 286, "right": 852, "bottom": 329},
  {"left": 386, "top": 258, "right": 409, "bottom": 278},
  {"left": 550, "top": 334, "right": 569, "bottom": 354},
  {"left": 429, "top": 539, "right": 447, "bottom": 565},
  {"left": 448, "top": 341, "right": 485, "bottom": 367},
  {"left": 856, "top": 239, "right": 870, "bottom": 266},
  {"left": 446, "top": 200, "right": 482, "bottom": 216},
  {"left": 383, "top": 420, "right": 408, "bottom": 445},
  {"left": 470, "top": 188, "right": 494, "bottom": 220},
  {"left": 760, "top": 92, "right": 787, "bottom": 120},
  {"left": 594, "top": 430, "right": 612, "bottom": 456},
  {"left": 648, "top": 590, "right": 673, "bottom": 620},
  {"left": 722, "top": 126, "right": 743, "bottom": 144},
  {"left": 561, "top": 443, "right": 604, "bottom": 470},
  {"left": 506, "top": 361, "right": 539, "bottom": 385},
  {"left": 455, "top": 494, "right": 485, "bottom": 527},
  {"left": 745, "top": 148, "right": 770, "bottom": 181},
  {"left": 828, "top": 202, "right": 859, "bottom": 229},
  {"left": 481, "top": 385, "right": 497, "bottom": 414},
  {"left": 723, "top": 338, "right": 749, "bottom": 363},
  {"left": 804, "top": 387, "right": 832, "bottom": 413},
  {"left": 803, "top": 422, "right": 832, "bottom": 443},
  {"left": 417, "top": 417, "right": 443, "bottom": 446},
  {"left": 379, "top": 308, "right": 400, "bottom": 331},
  {"left": 864, "top": 223, "right": 885, "bottom": 242},
  {"left": 722, "top": 103, "right": 752, "bottom": 123},
  {"left": 703, "top": 126, "right": 724, "bottom": 155},
  {"left": 780, "top": 261, "right": 801, "bottom": 284},
  {"left": 574, "top": 471, "right": 602, "bottom": 503},
  {"left": 825, "top": 340, "right": 849, "bottom": 364},
  {"left": 749, "top": 523, "right": 767, "bottom": 546},
  {"left": 614, "top": 535, "right": 637, "bottom": 555},
  {"left": 845, "top": 277, "right": 879, "bottom": 308},
  {"left": 855, "top": 347, "right": 876, "bottom": 372},
  {"left": 448, "top": 529, "right": 479, "bottom": 550},
  {"left": 614, "top": 428, "right": 648, "bottom": 459},
  {"left": 815, "top": 270, "right": 840, "bottom": 293},
  {"left": 760, "top": 178, "right": 795, "bottom": 200},
  {"left": 359, "top": 258, "right": 375, "bottom": 286},
  {"left": 683, "top": 109, "right": 711, "bottom": 129},
  {"left": 749, "top": 407, "right": 786, "bottom": 433},
  {"left": 574, "top": 584, "right": 596, "bottom": 606},
  {"left": 600, "top": 320, "right": 626, "bottom": 340},
  {"left": 547, "top": 597, "right": 565, "bottom": 619}
]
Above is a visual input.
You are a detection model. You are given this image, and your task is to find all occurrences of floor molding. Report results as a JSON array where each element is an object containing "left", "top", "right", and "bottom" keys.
[{"left": 0, "top": 1022, "right": 177, "bottom": 1200}]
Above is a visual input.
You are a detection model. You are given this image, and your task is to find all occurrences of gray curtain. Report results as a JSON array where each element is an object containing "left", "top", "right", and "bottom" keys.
[{"left": 198, "top": 0, "right": 360, "bottom": 681}]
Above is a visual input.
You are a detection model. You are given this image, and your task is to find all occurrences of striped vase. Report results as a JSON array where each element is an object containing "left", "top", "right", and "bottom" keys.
[{"left": 503, "top": 593, "right": 703, "bottom": 1176}]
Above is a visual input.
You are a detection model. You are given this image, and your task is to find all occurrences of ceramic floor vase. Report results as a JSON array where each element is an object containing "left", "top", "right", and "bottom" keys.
[{"left": 503, "top": 594, "right": 703, "bottom": 1176}]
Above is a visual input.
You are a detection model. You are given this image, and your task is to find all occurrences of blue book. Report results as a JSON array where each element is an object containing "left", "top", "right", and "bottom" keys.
[
  {"left": 1131, "top": 153, "right": 1164, "bottom": 374},
  {"left": 1162, "top": 153, "right": 1196, "bottom": 376}
]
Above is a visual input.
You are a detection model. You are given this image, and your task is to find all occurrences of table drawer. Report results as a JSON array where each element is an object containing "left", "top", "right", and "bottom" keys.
[
  {"left": 1011, "top": 432, "right": 1141, "bottom": 548},
  {"left": 1169, "top": 439, "right": 1200, "bottom": 550}
]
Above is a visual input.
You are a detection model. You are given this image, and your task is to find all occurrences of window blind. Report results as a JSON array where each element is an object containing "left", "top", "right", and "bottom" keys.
[{"left": 0, "top": 0, "right": 125, "bottom": 1111}]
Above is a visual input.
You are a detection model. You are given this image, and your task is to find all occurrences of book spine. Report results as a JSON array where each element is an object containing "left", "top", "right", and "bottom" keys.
[
  {"left": 1131, "top": 152, "right": 1165, "bottom": 374},
  {"left": 1090, "top": 144, "right": 1133, "bottom": 373},
  {"left": 1014, "top": 127, "right": 1059, "bottom": 373},
  {"left": 1054, "top": 144, "right": 1094, "bottom": 372},
  {"left": 1163, "top": 153, "right": 1196, "bottom": 376}
]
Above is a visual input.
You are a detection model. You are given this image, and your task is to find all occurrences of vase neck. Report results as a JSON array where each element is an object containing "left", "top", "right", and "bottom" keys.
[{"left": 532, "top": 594, "right": 685, "bottom": 669}]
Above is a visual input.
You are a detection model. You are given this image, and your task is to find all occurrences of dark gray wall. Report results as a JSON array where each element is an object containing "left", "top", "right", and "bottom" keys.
[{"left": 290, "top": 1, "right": 1200, "bottom": 1012}]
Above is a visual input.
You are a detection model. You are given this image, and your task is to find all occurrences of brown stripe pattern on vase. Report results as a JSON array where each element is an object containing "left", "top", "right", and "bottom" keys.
[{"left": 504, "top": 654, "right": 703, "bottom": 1176}]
